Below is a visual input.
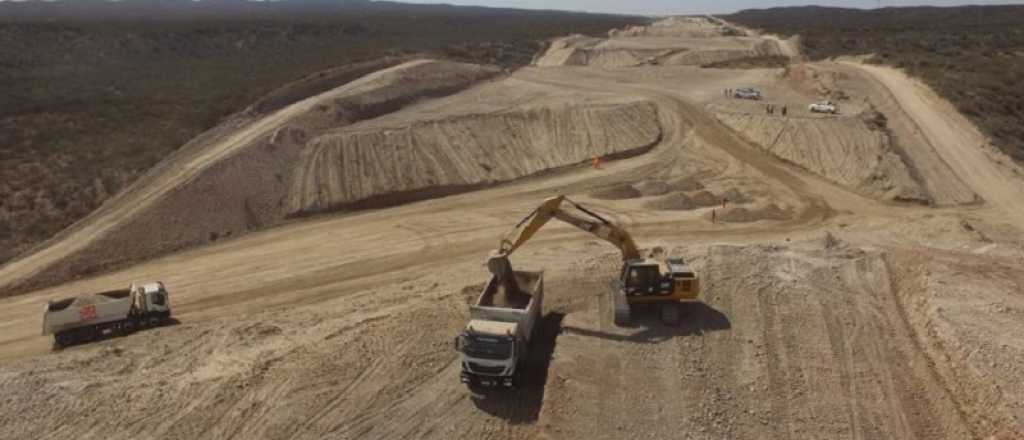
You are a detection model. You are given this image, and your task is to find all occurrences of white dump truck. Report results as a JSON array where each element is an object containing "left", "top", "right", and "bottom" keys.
[
  {"left": 43, "top": 282, "right": 171, "bottom": 347},
  {"left": 456, "top": 269, "right": 543, "bottom": 388}
]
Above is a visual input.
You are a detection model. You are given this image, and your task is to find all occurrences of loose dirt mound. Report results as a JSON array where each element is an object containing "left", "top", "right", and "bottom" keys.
[
  {"left": 590, "top": 184, "right": 643, "bottom": 200},
  {"left": 690, "top": 190, "right": 722, "bottom": 206},
  {"left": 645, "top": 192, "right": 695, "bottom": 210},
  {"left": 291, "top": 99, "right": 661, "bottom": 214},
  {"left": 712, "top": 203, "right": 791, "bottom": 222},
  {"left": 645, "top": 188, "right": 732, "bottom": 211},
  {"left": 667, "top": 177, "right": 705, "bottom": 191},
  {"left": 633, "top": 179, "right": 672, "bottom": 196},
  {"left": 713, "top": 110, "right": 927, "bottom": 202}
]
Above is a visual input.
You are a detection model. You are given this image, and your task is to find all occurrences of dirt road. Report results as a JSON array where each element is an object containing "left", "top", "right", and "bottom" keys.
[
  {"left": 847, "top": 62, "right": 1024, "bottom": 223},
  {"left": 1, "top": 17, "right": 1022, "bottom": 440}
]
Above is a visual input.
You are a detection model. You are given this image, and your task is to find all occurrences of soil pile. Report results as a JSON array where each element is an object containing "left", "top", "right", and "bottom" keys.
[
  {"left": 713, "top": 203, "right": 791, "bottom": 222},
  {"left": 590, "top": 184, "right": 643, "bottom": 200},
  {"left": 646, "top": 192, "right": 695, "bottom": 210},
  {"left": 634, "top": 180, "right": 672, "bottom": 196},
  {"left": 645, "top": 188, "right": 733, "bottom": 211}
]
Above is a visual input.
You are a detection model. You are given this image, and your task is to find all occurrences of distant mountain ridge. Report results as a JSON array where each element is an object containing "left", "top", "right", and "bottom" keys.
[{"left": 0, "top": 0, "right": 590, "bottom": 21}]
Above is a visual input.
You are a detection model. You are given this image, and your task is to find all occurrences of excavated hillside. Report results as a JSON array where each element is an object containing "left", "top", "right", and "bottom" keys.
[
  {"left": 711, "top": 107, "right": 926, "bottom": 202},
  {"left": 290, "top": 100, "right": 660, "bottom": 214},
  {"left": 0, "top": 59, "right": 669, "bottom": 295},
  {"left": 535, "top": 32, "right": 787, "bottom": 68}
]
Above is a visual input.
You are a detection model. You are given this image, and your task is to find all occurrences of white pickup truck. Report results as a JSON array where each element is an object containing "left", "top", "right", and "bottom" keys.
[
  {"left": 808, "top": 101, "right": 838, "bottom": 114},
  {"left": 456, "top": 270, "right": 543, "bottom": 388},
  {"left": 43, "top": 282, "right": 171, "bottom": 347}
]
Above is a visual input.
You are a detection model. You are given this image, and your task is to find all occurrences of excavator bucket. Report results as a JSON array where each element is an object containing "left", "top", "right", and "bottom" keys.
[{"left": 486, "top": 253, "right": 520, "bottom": 295}]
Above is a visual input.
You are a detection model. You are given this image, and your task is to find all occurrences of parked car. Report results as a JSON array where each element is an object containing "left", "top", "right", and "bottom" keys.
[
  {"left": 809, "top": 101, "right": 838, "bottom": 114},
  {"left": 733, "top": 88, "right": 762, "bottom": 100}
]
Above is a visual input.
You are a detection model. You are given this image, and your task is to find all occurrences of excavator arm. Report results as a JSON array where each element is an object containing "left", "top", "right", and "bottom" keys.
[
  {"left": 498, "top": 196, "right": 640, "bottom": 260},
  {"left": 489, "top": 196, "right": 641, "bottom": 283}
]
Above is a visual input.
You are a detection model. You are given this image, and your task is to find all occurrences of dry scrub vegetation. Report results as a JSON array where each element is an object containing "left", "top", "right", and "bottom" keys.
[
  {"left": 727, "top": 5, "right": 1024, "bottom": 161},
  {"left": 0, "top": 1, "right": 645, "bottom": 265}
]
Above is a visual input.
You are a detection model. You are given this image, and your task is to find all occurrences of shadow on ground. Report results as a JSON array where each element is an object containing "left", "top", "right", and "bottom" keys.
[
  {"left": 470, "top": 312, "right": 565, "bottom": 424},
  {"left": 563, "top": 302, "right": 730, "bottom": 344}
]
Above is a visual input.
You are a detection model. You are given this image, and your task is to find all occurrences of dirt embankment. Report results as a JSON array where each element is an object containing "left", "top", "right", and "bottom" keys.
[
  {"left": 663, "top": 39, "right": 786, "bottom": 67},
  {"left": 289, "top": 99, "right": 662, "bottom": 215},
  {"left": 0, "top": 60, "right": 501, "bottom": 296},
  {"left": 712, "top": 109, "right": 927, "bottom": 203},
  {"left": 610, "top": 16, "right": 736, "bottom": 38},
  {"left": 535, "top": 17, "right": 790, "bottom": 69}
]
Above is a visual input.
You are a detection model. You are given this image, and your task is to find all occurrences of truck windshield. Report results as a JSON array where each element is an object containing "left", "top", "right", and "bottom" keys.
[{"left": 462, "top": 335, "right": 513, "bottom": 360}]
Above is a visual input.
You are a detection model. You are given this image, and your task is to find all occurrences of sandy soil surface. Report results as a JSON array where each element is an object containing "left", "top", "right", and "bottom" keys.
[{"left": 1, "top": 16, "right": 1023, "bottom": 440}]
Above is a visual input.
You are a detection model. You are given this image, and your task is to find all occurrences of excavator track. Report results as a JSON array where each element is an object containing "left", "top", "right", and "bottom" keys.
[
  {"left": 660, "top": 302, "right": 680, "bottom": 326},
  {"left": 612, "top": 288, "right": 631, "bottom": 326}
]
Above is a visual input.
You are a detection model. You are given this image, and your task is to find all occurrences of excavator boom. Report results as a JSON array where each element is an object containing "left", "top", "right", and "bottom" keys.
[{"left": 497, "top": 196, "right": 641, "bottom": 260}]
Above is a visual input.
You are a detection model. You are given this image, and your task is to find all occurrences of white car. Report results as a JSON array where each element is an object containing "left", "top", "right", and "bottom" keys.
[
  {"left": 733, "top": 88, "right": 762, "bottom": 100},
  {"left": 808, "top": 101, "right": 838, "bottom": 114}
]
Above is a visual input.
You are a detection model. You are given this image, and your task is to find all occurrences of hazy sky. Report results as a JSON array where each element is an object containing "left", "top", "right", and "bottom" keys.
[{"left": 398, "top": 0, "right": 1023, "bottom": 15}]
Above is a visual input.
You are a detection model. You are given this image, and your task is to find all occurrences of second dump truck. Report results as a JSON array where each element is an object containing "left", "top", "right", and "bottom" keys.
[
  {"left": 456, "top": 259, "right": 543, "bottom": 388},
  {"left": 42, "top": 282, "right": 172, "bottom": 347}
]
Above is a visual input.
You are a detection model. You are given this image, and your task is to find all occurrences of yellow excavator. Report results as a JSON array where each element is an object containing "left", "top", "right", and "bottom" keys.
[{"left": 487, "top": 195, "right": 700, "bottom": 326}]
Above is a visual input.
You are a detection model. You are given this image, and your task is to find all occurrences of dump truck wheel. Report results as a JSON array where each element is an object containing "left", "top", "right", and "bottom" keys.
[
  {"left": 122, "top": 319, "right": 137, "bottom": 334},
  {"left": 613, "top": 289, "right": 631, "bottom": 326},
  {"left": 660, "top": 303, "right": 680, "bottom": 326},
  {"left": 54, "top": 333, "right": 72, "bottom": 348}
]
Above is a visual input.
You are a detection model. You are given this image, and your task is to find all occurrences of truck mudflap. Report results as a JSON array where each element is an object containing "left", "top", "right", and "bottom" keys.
[{"left": 461, "top": 371, "right": 515, "bottom": 388}]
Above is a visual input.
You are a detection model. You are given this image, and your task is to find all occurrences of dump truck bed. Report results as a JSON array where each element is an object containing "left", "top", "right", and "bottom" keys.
[
  {"left": 42, "top": 289, "right": 133, "bottom": 335},
  {"left": 470, "top": 270, "right": 543, "bottom": 343}
]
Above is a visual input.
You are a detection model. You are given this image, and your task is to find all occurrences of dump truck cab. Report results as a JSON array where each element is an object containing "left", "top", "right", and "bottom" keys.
[
  {"left": 136, "top": 282, "right": 171, "bottom": 318},
  {"left": 457, "top": 320, "right": 520, "bottom": 387},
  {"left": 457, "top": 269, "right": 542, "bottom": 388}
]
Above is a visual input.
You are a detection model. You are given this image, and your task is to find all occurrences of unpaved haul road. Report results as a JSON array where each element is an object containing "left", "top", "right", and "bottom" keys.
[
  {"left": 1, "top": 16, "right": 1022, "bottom": 440},
  {"left": 847, "top": 62, "right": 1024, "bottom": 224}
]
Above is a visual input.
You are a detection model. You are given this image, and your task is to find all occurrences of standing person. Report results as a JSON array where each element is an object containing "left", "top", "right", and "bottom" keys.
[
  {"left": 782, "top": 105, "right": 788, "bottom": 116},
  {"left": 766, "top": 104, "right": 770, "bottom": 115},
  {"left": 711, "top": 209, "right": 717, "bottom": 224}
]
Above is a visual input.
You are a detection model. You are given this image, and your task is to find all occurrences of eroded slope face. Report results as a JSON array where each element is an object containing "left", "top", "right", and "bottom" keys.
[
  {"left": 289, "top": 100, "right": 661, "bottom": 214},
  {"left": 712, "top": 108, "right": 926, "bottom": 202},
  {"left": 0, "top": 58, "right": 667, "bottom": 295},
  {"left": 0, "top": 59, "right": 502, "bottom": 294}
]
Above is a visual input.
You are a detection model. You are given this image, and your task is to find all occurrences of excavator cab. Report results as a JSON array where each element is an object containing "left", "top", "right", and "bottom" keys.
[{"left": 621, "top": 262, "right": 667, "bottom": 296}]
